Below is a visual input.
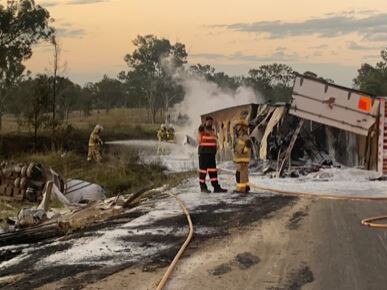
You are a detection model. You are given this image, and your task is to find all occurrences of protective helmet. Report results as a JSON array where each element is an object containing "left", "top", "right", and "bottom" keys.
[
  {"left": 235, "top": 116, "right": 248, "bottom": 127},
  {"left": 95, "top": 124, "right": 104, "bottom": 132},
  {"left": 161, "top": 124, "right": 166, "bottom": 129}
]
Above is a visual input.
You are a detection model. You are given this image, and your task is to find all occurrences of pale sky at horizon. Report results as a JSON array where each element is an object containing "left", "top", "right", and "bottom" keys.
[{"left": 5, "top": 0, "right": 387, "bottom": 86}]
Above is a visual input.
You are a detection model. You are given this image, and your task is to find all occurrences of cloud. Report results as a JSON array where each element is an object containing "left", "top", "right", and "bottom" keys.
[
  {"left": 191, "top": 48, "right": 301, "bottom": 63},
  {"left": 37, "top": 1, "right": 60, "bottom": 7},
  {"left": 55, "top": 27, "right": 86, "bottom": 38},
  {"left": 67, "top": 0, "right": 109, "bottom": 4},
  {"left": 213, "top": 12, "right": 387, "bottom": 42},
  {"left": 310, "top": 44, "right": 329, "bottom": 50},
  {"left": 347, "top": 41, "right": 376, "bottom": 51},
  {"left": 37, "top": 0, "right": 110, "bottom": 7}
]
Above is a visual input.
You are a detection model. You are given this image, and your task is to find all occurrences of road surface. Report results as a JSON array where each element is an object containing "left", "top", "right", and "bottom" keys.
[
  {"left": 2, "top": 178, "right": 387, "bottom": 290},
  {"left": 83, "top": 196, "right": 387, "bottom": 290}
]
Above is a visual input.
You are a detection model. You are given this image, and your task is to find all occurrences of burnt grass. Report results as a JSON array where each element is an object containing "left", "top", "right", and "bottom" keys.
[
  {"left": 272, "top": 264, "right": 314, "bottom": 290},
  {"left": 287, "top": 210, "right": 309, "bottom": 230},
  {"left": 0, "top": 193, "right": 296, "bottom": 289}
]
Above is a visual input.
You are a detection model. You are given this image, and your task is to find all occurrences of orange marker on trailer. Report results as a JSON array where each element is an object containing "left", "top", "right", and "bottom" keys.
[{"left": 358, "top": 95, "right": 372, "bottom": 112}]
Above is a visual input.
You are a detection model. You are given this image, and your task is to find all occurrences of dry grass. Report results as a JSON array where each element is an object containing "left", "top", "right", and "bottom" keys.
[{"left": 1, "top": 108, "right": 164, "bottom": 134}]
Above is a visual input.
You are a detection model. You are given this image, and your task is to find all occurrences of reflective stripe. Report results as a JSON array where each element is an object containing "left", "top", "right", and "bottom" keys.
[
  {"left": 199, "top": 179, "right": 206, "bottom": 183},
  {"left": 234, "top": 158, "right": 250, "bottom": 163},
  {"left": 237, "top": 183, "right": 249, "bottom": 187},
  {"left": 200, "top": 142, "right": 217, "bottom": 146},
  {"left": 207, "top": 168, "right": 218, "bottom": 172},
  {"left": 199, "top": 131, "right": 217, "bottom": 147},
  {"left": 202, "top": 136, "right": 217, "bottom": 140},
  {"left": 198, "top": 169, "right": 207, "bottom": 173},
  {"left": 210, "top": 178, "right": 218, "bottom": 182}
]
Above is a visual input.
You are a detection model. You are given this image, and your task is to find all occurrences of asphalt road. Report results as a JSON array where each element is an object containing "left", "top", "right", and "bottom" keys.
[
  {"left": 163, "top": 196, "right": 387, "bottom": 290},
  {"left": 302, "top": 198, "right": 387, "bottom": 290}
]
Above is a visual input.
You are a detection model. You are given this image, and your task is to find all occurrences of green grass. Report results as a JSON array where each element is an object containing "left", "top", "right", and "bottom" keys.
[
  {"left": 14, "top": 150, "right": 193, "bottom": 197},
  {"left": 0, "top": 108, "right": 192, "bottom": 224},
  {"left": 0, "top": 149, "right": 194, "bottom": 224}
]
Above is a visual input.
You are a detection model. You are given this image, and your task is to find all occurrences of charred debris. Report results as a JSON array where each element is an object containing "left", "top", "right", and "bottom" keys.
[{"left": 202, "top": 74, "right": 384, "bottom": 178}]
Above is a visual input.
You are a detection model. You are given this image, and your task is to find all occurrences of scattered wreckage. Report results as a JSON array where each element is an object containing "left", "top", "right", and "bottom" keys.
[
  {"left": 0, "top": 161, "right": 112, "bottom": 245},
  {"left": 0, "top": 162, "right": 105, "bottom": 203},
  {"left": 0, "top": 165, "right": 164, "bottom": 246},
  {"left": 202, "top": 73, "right": 386, "bottom": 177}
]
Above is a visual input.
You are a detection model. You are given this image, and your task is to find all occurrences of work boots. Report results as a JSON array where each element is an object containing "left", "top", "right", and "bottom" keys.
[
  {"left": 201, "top": 188, "right": 211, "bottom": 193},
  {"left": 200, "top": 184, "right": 211, "bottom": 193},
  {"left": 213, "top": 186, "right": 228, "bottom": 193}
]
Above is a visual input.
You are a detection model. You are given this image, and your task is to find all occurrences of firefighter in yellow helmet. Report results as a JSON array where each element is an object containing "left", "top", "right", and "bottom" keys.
[
  {"left": 166, "top": 125, "right": 175, "bottom": 141},
  {"left": 157, "top": 124, "right": 168, "bottom": 142},
  {"left": 87, "top": 124, "right": 104, "bottom": 162},
  {"left": 233, "top": 116, "right": 251, "bottom": 193}
]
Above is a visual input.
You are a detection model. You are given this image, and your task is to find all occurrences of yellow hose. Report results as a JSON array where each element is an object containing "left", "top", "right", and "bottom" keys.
[
  {"left": 249, "top": 184, "right": 387, "bottom": 201},
  {"left": 249, "top": 183, "right": 387, "bottom": 229},
  {"left": 156, "top": 192, "right": 193, "bottom": 290},
  {"left": 361, "top": 215, "right": 387, "bottom": 228}
]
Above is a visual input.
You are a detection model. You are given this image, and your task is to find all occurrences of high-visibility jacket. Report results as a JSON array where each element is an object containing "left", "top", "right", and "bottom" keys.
[
  {"left": 198, "top": 125, "right": 217, "bottom": 154},
  {"left": 233, "top": 134, "right": 251, "bottom": 163}
]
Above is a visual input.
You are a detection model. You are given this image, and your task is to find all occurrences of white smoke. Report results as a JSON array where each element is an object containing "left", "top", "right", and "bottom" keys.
[
  {"left": 162, "top": 56, "right": 263, "bottom": 134},
  {"left": 155, "top": 57, "right": 264, "bottom": 171},
  {"left": 173, "top": 73, "right": 264, "bottom": 137}
]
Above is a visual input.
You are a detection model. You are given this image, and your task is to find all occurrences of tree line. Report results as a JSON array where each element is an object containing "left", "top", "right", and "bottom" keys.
[{"left": 1, "top": 0, "right": 387, "bottom": 141}]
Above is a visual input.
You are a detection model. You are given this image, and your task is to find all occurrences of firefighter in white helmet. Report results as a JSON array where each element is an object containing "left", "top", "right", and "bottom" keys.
[
  {"left": 197, "top": 116, "right": 227, "bottom": 193},
  {"left": 87, "top": 124, "right": 104, "bottom": 162}
]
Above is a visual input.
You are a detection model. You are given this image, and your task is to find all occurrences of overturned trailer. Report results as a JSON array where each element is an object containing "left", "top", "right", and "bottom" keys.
[{"left": 202, "top": 74, "right": 386, "bottom": 176}]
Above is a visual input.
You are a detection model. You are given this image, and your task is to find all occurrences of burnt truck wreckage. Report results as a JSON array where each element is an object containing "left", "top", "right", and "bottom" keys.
[
  {"left": 202, "top": 74, "right": 385, "bottom": 177},
  {"left": 0, "top": 73, "right": 385, "bottom": 248}
]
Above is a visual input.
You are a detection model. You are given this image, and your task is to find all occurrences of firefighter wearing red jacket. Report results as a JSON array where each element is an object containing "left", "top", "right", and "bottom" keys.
[{"left": 197, "top": 116, "right": 227, "bottom": 193}]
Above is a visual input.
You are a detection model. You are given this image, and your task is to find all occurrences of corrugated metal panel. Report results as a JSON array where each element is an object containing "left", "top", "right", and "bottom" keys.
[{"left": 289, "top": 76, "right": 380, "bottom": 136}]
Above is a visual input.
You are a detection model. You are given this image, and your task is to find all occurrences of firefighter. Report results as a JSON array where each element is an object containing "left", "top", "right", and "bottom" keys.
[
  {"left": 197, "top": 116, "right": 227, "bottom": 193},
  {"left": 157, "top": 124, "right": 168, "bottom": 142},
  {"left": 166, "top": 125, "right": 175, "bottom": 141},
  {"left": 87, "top": 125, "right": 104, "bottom": 162},
  {"left": 233, "top": 116, "right": 251, "bottom": 193}
]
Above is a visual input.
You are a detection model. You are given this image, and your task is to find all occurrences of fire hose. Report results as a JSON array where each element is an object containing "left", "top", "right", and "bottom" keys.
[
  {"left": 219, "top": 163, "right": 387, "bottom": 229},
  {"left": 361, "top": 215, "right": 387, "bottom": 228},
  {"left": 156, "top": 192, "right": 193, "bottom": 290},
  {"left": 247, "top": 183, "right": 387, "bottom": 229}
]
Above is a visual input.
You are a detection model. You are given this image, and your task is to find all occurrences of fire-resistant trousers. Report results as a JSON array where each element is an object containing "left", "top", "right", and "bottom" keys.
[
  {"left": 235, "top": 162, "right": 249, "bottom": 191},
  {"left": 198, "top": 153, "right": 220, "bottom": 189}
]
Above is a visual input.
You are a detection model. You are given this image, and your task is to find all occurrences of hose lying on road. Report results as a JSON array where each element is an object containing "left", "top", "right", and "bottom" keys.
[
  {"left": 247, "top": 183, "right": 387, "bottom": 229},
  {"left": 156, "top": 192, "right": 193, "bottom": 290},
  {"left": 249, "top": 184, "right": 387, "bottom": 201},
  {"left": 361, "top": 215, "right": 387, "bottom": 228}
]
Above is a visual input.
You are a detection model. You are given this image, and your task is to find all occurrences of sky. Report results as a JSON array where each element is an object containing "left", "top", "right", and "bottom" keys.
[{"left": 7, "top": 0, "right": 387, "bottom": 86}]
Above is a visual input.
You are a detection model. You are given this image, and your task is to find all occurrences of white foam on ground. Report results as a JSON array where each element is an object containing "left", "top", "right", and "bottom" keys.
[
  {"left": 109, "top": 139, "right": 198, "bottom": 172},
  {"left": 249, "top": 168, "right": 387, "bottom": 198},
  {"left": 17, "top": 176, "right": 256, "bottom": 270},
  {"left": 0, "top": 253, "right": 30, "bottom": 270}
]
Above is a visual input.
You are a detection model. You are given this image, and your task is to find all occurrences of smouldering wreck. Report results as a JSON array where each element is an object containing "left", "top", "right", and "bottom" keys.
[{"left": 202, "top": 74, "right": 386, "bottom": 176}]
